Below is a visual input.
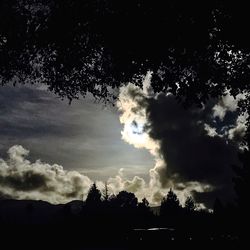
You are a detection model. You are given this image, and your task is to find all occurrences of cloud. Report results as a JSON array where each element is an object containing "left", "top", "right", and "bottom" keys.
[
  {"left": 212, "top": 91, "right": 246, "bottom": 121},
  {"left": 0, "top": 145, "right": 165, "bottom": 206},
  {"left": 228, "top": 113, "right": 248, "bottom": 144},
  {"left": 117, "top": 74, "right": 245, "bottom": 208},
  {"left": 117, "top": 73, "right": 166, "bottom": 184},
  {"left": 117, "top": 74, "right": 171, "bottom": 204},
  {"left": 207, "top": 91, "right": 248, "bottom": 148},
  {"left": 204, "top": 123, "right": 219, "bottom": 137},
  {"left": 0, "top": 145, "right": 92, "bottom": 204}
]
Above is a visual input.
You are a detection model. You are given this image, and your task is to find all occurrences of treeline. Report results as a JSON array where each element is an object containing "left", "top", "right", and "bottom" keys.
[
  {"left": 60, "top": 183, "right": 242, "bottom": 242},
  {"left": 0, "top": 183, "right": 245, "bottom": 247}
]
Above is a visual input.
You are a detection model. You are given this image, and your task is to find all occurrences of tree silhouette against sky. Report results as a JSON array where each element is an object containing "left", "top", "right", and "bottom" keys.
[{"left": 1, "top": 1, "right": 250, "bottom": 112}]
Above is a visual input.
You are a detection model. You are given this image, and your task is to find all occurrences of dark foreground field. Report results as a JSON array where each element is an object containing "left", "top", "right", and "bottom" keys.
[
  {"left": 0, "top": 225, "right": 245, "bottom": 249},
  {"left": 0, "top": 199, "right": 246, "bottom": 249}
]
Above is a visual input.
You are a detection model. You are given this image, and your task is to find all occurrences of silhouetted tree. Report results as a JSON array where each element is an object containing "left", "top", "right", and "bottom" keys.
[
  {"left": 107, "top": 191, "right": 138, "bottom": 230},
  {"left": 108, "top": 193, "right": 116, "bottom": 202},
  {"left": 140, "top": 198, "right": 149, "bottom": 208},
  {"left": 1, "top": 1, "right": 250, "bottom": 111},
  {"left": 83, "top": 183, "right": 103, "bottom": 235},
  {"left": 137, "top": 197, "right": 152, "bottom": 228},
  {"left": 102, "top": 182, "right": 109, "bottom": 202},
  {"left": 160, "top": 188, "right": 182, "bottom": 228},
  {"left": 85, "top": 183, "right": 102, "bottom": 206},
  {"left": 115, "top": 191, "right": 138, "bottom": 209},
  {"left": 138, "top": 197, "right": 150, "bottom": 214},
  {"left": 184, "top": 196, "right": 196, "bottom": 212},
  {"left": 160, "top": 188, "right": 181, "bottom": 216}
]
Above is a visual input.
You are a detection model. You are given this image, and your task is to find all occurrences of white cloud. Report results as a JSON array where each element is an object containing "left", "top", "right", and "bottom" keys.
[
  {"left": 228, "top": 112, "right": 249, "bottom": 149},
  {"left": 206, "top": 91, "right": 248, "bottom": 147},
  {"left": 204, "top": 123, "right": 219, "bottom": 137},
  {"left": 116, "top": 73, "right": 213, "bottom": 206},
  {"left": 212, "top": 103, "right": 227, "bottom": 121},
  {"left": 0, "top": 145, "right": 92, "bottom": 204},
  {"left": 117, "top": 73, "right": 167, "bottom": 194},
  {"left": 0, "top": 145, "right": 181, "bottom": 206},
  {"left": 212, "top": 91, "right": 246, "bottom": 121}
]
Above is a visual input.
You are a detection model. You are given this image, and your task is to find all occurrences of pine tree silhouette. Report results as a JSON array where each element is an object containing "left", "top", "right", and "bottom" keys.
[
  {"left": 102, "top": 182, "right": 109, "bottom": 202},
  {"left": 85, "top": 183, "right": 102, "bottom": 206},
  {"left": 160, "top": 188, "right": 180, "bottom": 216},
  {"left": 185, "top": 196, "right": 196, "bottom": 212}
]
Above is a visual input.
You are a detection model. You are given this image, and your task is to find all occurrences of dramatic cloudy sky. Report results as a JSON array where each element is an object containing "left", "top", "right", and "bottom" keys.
[{"left": 0, "top": 74, "right": 247, "bottom": 208}]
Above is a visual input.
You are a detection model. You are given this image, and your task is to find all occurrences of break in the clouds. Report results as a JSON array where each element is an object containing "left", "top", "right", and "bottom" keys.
[
  {"left": 210, "top": 91, "right": 248, "bottom": 148},
  {"left": 117, "top": 73, "right": 246, "bottom": 208}
]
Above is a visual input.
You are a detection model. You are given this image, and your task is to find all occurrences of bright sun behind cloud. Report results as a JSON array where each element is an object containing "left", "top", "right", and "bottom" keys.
[{"left": 123, "top": 121, "right": 147, "bottom": 147}]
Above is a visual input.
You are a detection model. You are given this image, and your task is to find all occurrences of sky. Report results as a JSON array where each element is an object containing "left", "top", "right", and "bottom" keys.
[
  {"left": 0, "top": 83, "right": 154, "bottom": 176},
  {"left": 0, "top": 74, "right": 248, "bottom": 208}
]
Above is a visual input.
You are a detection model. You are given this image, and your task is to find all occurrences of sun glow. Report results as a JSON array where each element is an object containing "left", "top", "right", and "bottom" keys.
[{"left": 122, "top": 121, "right": 147, "bottom": 146}]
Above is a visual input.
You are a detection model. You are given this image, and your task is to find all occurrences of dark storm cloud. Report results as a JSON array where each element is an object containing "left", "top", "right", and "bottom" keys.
[
  {"left": 118, "top": 78, "right": 246, "bottom": 207},
  {"left": 191, "top": 190, "right": 228, "bottom": 209},
  {"left": 146, "top": 93, "right": 240, "bottom": 206},
  {"left": 0, "top": 170, "right": 50, "bottom": 192}
]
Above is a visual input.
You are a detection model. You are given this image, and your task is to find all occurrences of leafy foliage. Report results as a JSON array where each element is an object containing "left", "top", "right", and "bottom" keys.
[
  {"left": 1, "top": 1, "right": 250, "bottom": 108},
  {"left": 114, "top": 190, "right": 138, "bottom": 209}
]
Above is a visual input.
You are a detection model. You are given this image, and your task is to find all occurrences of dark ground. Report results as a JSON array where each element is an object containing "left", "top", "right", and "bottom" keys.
[{"left": 0, "top": 199, "right": 246, "bottom": 249}]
